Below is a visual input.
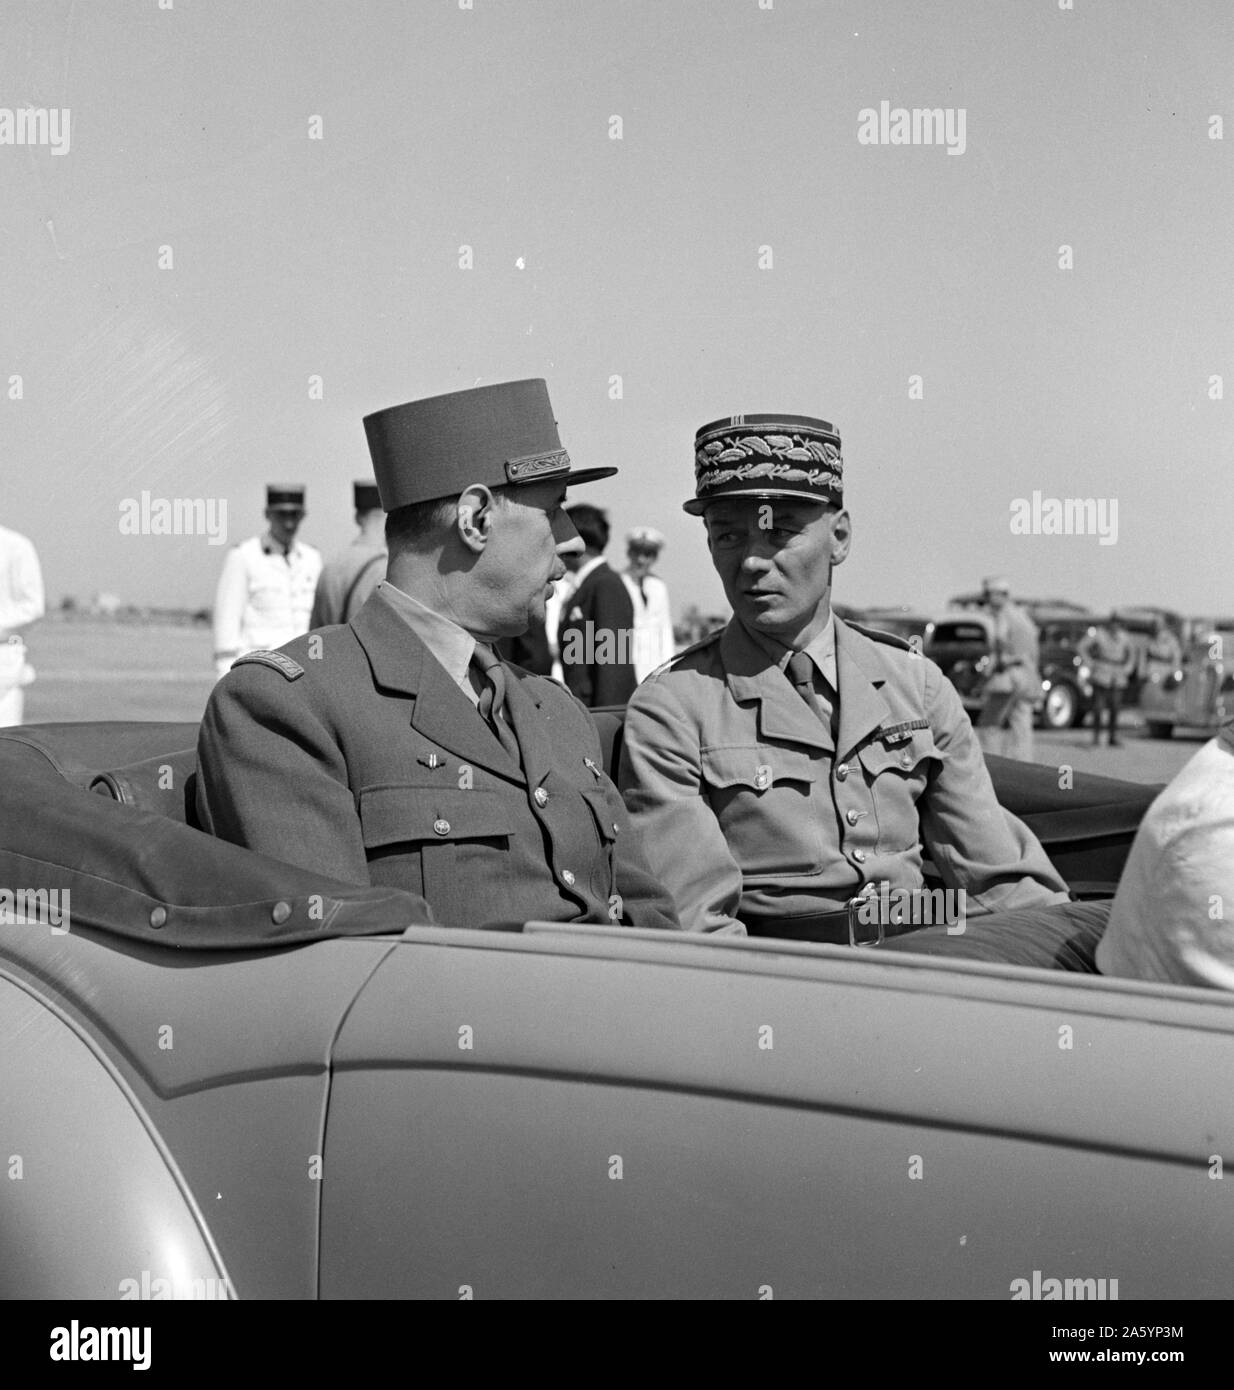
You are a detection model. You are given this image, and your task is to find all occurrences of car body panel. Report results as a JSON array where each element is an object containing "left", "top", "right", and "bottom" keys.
[
  {"left": 0, "top": 719, "right": 1223, "bottom": 1299},
  {"left": 0, "top": 973, "right": 229, "bottom": 1300},
  {"left": 316, "top": 927, "right": 1234, "bottom": 1298},
  {"left": 0, "top": 926, "right": 397, "bottom": 1297}
]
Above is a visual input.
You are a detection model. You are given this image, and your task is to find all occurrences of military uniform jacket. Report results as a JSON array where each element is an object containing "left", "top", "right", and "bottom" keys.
[
  {"left": 309, "top": 538, "right": 387, "bottom": 629},
  {"left": 195, "top": 589, "right": 679, "bottom": 933},
  {"left": 618, "top": 616, "right": 1069, "bottom": 934},
  {"left": 1079, "top": 628, "right": 1136, "bottom": 690}
]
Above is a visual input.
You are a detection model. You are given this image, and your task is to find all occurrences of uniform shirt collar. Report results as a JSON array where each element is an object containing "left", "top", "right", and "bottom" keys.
[
  {"left": 377, "top": 579, "right": 477, "bottom": 695},
  {"left": 745, "top": 611, "right": 837, "bottom": 688},
  {"left": 262, "top": 531, "right": 301, "bottom": 559}
]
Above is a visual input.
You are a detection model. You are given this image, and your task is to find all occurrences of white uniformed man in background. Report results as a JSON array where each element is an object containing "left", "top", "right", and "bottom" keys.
[
  {"left": 0, "top": 521, "right": 45, "bottom": 726},
  {"left": 310, "top": 479, "right": 387, "bottom": 628},
  {"left": 975, "top": 577, "right": 1040, "bottom": 762},
  {"left": 621, "top": 526, "right": 675, "bottom": 682},
  {"left": 212, "top": 484, "right": 321, "bottom": 679}
]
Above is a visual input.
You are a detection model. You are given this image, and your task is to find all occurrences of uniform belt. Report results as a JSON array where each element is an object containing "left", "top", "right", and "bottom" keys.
[{"left": 742, "top": 899, "right": 923, "bottom": 948}]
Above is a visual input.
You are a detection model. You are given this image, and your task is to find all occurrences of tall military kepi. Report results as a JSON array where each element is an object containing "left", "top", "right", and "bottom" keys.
[
  {"left": 195, "top": 379, "right": 679, "bottom": 933},
  {"left": 619, "top": 410, "right": 1071, "bottom": 944}
]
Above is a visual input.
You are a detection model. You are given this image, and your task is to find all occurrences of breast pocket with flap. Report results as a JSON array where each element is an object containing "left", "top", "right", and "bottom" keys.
[{"left": 699, "top": 745, "right": 822, "bottom": 875}]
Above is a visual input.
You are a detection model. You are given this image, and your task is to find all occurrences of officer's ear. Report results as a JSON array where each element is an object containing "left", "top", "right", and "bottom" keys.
[
  {"left": 828, "top": 507, "right": 852, "bottom": 566},
  {"left": 456, "top": 484, "right": 497, "bottom": 554}
]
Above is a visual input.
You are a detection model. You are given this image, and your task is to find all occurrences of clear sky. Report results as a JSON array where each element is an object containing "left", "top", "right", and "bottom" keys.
[{"left": 1, "top": 0, "right": 1230, "bottom": 620}]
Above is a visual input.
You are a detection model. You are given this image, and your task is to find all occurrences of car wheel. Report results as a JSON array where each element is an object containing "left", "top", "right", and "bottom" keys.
[
  {"left": 1145, "top": 720, "right": 1173, "bottom": 740},
  {"left": 1042, "top": 683, "right": 1077, "bottom": 730}
]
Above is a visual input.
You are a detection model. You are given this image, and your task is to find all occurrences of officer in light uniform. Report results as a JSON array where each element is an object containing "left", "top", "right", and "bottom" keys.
[
  {"left": 196, "top": 380, "right": 678, "bottom": 933},
  {"left": 621, "top": 526, "right": 675, "bottom": 683},
  {"left": 976, "top": 577, "right": 1040, "bottom": 762},
  {"left": 0, "top": 522, "right": 45, "bottom": 726},
  {"left": 310, "top": 479, "right": 387, "bottom": 629},
  {"left": 212, "top": 485, "right": 322, "bottom": 679},
  {"left": 619, "top": 412, "right": 1069, "bottom": 939}
]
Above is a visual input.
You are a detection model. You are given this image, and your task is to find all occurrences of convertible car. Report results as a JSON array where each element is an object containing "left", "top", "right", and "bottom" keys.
[{"left": 2, "top": 716, "right": 1232, "bottom": 1300}]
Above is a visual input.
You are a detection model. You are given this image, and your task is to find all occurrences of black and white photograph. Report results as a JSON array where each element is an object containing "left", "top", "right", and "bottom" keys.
[{"left": 0, "top": 0, "right": 1230, "bottom": 1344}]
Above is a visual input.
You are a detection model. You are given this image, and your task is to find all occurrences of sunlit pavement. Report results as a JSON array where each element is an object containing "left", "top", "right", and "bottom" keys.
[{"left": 1027, "top": 712, "right": 1208, "bottom": 786}]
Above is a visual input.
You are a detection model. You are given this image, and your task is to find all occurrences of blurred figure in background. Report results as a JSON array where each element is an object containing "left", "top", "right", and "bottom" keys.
[
  {"left": 212, "top": 485, "right": 321, "bottom": 679},
  {"left": 0, "top": 522, "right": 45, "bottom": 726},
  {"left": 1145, "top": 614, "right": 1183, "bottom": 682},
  {"left": 975, "top": 577, "right": 1039, "bottom": 762},
  {"left": 310, "top": 479, "right": 387, "bottom": 628},
  {"left": 622, "top": 526, "right": 674, "bottom": 682},
  {"left": 558, "top": 502, "right": 636, "bottom": 707},
  {"left": 1079, "top": 612, "right": 1136, "bottom": 747}
]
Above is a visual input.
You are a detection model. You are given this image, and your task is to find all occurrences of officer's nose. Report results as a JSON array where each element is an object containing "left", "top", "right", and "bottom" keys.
[{"left": 740, "top": 542, "right": 773, "bottom": 573}]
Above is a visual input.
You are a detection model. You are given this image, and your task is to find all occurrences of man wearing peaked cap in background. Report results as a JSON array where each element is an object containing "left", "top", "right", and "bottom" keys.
[
  {"left": 196, "top": 379, "right": 678, "bottom": 933},
  {"left": 622, "top": 526, "right": 675, "bottom": 683},
  {"left": 212, "top": 485, "right": 321, "bottom": 679},
  {"left": 975, "top": 576, "right": 1040, "bottom": 762},
  {"left": 619, "top": 412, "right": 1076, "bottom": 953},
  {"left": 310, "top": 479, "right": 387, "bottom": 628}
]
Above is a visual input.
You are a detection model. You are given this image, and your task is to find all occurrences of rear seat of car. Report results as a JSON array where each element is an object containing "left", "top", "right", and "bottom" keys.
[{"left": 25, "top": 707, "right": 1155, "bottom": 897}]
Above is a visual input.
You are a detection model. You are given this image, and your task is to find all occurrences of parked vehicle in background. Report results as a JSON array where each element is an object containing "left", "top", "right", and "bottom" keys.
[
  {"left": 946, "top": 593, "right": 1092, "bottom": 625},
  {"left": 1035, "top": 613, "right": 1100, "bottom": 730},
  {"left": 1111, "top": 605, "right": 1187, "bottom": 695},
  {"left": 926, "top": 611, "right": 1097, "bottom": 731},
  {"left": 1140, "top": 617, "right": 1234, "bottom": 739}
]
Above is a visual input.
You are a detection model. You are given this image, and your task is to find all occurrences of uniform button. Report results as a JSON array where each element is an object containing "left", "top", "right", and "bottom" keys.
[
  {"left": 562, "top": 869, "right": 576, "bottom": 886},
  {"left": 149, "top": 905, "right": 167, "bottom": 929},
  {"left": 846, "top": 808, "right": 860, "bottom": 825},
  {"left": 271, "top": 900, "right": 292, "bottom": 924},
  {"left": 835, "top": 763, "right": 849, "bottom": 781},
  {"left": 433, "top": 818, "right": 450, "bottom": 836},
  {"left": 900, "top": 751, "right": 914, "bottom": 768},
  {"left": 612, "top": 822, "right": 619, "bottom": 836},
  {"left": 852, "top": 849, "right": 867, "bottom": 863},
  {"left": 534, "top": 788, "right": 548, "bottom": 807}
]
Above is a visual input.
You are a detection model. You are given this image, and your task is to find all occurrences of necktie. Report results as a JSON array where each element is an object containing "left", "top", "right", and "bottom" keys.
[
  {"left": 787, "top": 650, "right": 838, "bottom": 740},
  {"left": 471, "top": 644, "right": 520, "bottom": 758}
]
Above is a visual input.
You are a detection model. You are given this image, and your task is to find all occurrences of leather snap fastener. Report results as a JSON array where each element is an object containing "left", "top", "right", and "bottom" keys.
[
  {"left": 149, "top": 906, "right": 167, "bottom": 929},
  {"left": 612, "top": 822, "right": 619, "bottom": 835},
  {"left": 534, "top": 788, "right": 548, "bottom": 807},
  {"left": 271, "top": 900, "right": 292, "bottom": 925},
  {"left": 852, "top": 849, "right": 867, "bottom": 863},
  {"left": 835, "top": 763, "right": 849, "bottom": 781},
  {"left": 433, "top": 818, "right": 450, "bottom": 836},
  {"left": 562, "top": 869, "right": 576, "bottom": 885}
]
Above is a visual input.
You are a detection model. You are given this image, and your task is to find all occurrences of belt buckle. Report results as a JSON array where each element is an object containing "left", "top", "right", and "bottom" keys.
[{"left": 846, "top": 891, "right": 884, "bottom": 948}]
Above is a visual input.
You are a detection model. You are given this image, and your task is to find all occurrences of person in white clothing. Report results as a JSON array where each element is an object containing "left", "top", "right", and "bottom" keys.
[
  {"left": 212, "top": 485, "right": 322, "bottom": 679},
  {"left": 0, "top": 523, "right": 45, "bottom": 726},
  {"left": 1097, "top": 719, "right": 1234, "bottom": 991},
  {"left": 621, "top": 526, "right": 674, "bottom": 682}
]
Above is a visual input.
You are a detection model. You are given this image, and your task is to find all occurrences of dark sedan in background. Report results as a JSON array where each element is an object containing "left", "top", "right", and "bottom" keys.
[{"left": 925, "top": 610, "right": 1099, "bottom": 731}]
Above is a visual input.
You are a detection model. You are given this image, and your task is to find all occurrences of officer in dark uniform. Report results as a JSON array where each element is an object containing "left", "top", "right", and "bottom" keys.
[{"left": 195, "top": 379, "right": 678, "bottom": 932}]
